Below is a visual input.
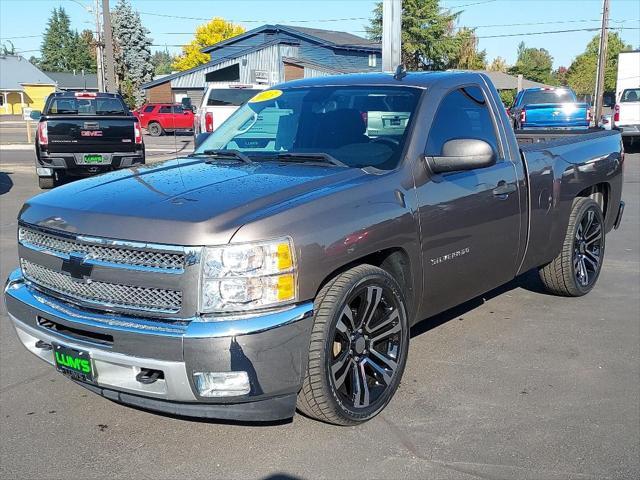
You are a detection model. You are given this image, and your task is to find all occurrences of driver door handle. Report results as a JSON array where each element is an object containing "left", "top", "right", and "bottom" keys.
[{"left": 492, "top": 181, "right": 517, "bottom": 198}]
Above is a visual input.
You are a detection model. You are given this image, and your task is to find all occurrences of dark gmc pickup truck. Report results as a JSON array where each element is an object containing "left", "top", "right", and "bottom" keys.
[
  {"left": 31, "top": 91, "right": 145, "bottom": 189},
  {"left": 5, "top": 72, "right": 624, "bottom": 425}
]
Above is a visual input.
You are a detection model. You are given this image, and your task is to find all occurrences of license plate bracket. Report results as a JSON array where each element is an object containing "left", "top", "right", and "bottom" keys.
[{"left": 53, "top": 343, "right": 95, "bottom": 383}]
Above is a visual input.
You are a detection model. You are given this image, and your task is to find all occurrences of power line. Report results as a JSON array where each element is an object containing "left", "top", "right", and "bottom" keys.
[
  {"left": 138, "top": 11, "right": 371, "bottom": 23},
  {"left": 476, "top": 26, "right": 638, "bottom": 39}
]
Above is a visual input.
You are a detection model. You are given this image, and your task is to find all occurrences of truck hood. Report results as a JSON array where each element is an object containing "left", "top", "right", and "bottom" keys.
[{"left": 19, "top": 157, "right": 367, "bottom": 245}]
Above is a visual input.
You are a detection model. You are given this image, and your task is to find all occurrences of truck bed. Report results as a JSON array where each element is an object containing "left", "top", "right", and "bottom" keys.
[{"left": 516, "top": 128, "right": 615, "bottom": 147}]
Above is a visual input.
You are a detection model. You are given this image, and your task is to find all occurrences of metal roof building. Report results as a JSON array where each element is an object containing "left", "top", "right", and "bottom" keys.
[{"left": 141, "top": 24, "right": 382, "bottom": 105}]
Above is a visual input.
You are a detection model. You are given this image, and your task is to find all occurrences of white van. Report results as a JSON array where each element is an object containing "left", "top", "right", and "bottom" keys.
[{"left": 194, "top": 84, "right": 266, "bottom": 136}]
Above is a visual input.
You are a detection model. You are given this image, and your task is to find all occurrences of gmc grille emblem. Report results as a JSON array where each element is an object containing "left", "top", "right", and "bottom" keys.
[{"left": 61, "top": 253, "right": 93, "bottom": 282}]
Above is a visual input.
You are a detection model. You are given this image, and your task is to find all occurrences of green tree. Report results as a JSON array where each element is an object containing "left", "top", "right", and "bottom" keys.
[
  {"left": 151, "top": 49, "right": 175, "bottom": 75},
  {"left": 39, "top": 7, "right": 94, "bottom": 72},
  {"left": 173, "top": 17, "right": 244, "bottom": 71},
  {"left": 566, "top": 32, "right": 631, "bottom": 95},
  {"left": 499, "top": 89, "right": 516, "bottom": 107},
  {"left": 1, "top": 40, "right": 16, "bottom": 55},
  {"left": 553, "top": 66, "right": 568, "bottom": 86},
  {"left": 488, "top": 56, "right": 508, "bottom": 73},
  {"left": 365, "top": 0, "right": 461, "bottom": 70},
  {"left": 508, "top": 42, "right": 554, "bottom": 84},
  {"left": 111, "top": 0, "right": 154, "bottom": 107},
  {"left": 450, "top": 27, "right": 486, "bottom": 70}
]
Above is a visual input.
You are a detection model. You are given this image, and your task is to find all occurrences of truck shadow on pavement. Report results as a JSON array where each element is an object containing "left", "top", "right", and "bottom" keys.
[
  {"left": 410, "top": 268, "right": 545, "bottom": 339},
  {"left": 0, "top": 172, "right": 13, "bottom": 195}
]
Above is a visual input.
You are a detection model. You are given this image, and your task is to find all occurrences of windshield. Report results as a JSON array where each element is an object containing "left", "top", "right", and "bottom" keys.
[
  {"left": 195, "top": 86, "right": 422, "bottom": 170},
  {"left": 521, "top": 89, "right": 576, "bottom": 105},
  {"left": 46, "top": 97, "right": 128, "bottom": 115}
]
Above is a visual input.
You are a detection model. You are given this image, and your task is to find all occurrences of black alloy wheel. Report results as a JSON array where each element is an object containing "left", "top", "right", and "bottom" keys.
[
  {"left": 573, "top": 206, "right": 604, "bottom": 288},
  {"left": 297, "top": 265, "right": 409, "bottom": 425}
]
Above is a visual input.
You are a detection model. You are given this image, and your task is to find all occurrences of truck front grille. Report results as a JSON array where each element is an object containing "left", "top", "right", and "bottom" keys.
[
  {"left": 19, "top": 227, "right": 184, "bottom": 271},
  {"left": 21, "top": 259, "right": 182, "bottom": 313}
]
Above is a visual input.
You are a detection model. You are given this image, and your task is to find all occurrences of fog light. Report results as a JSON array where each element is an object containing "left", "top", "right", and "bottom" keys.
[
  {"left": 193, "top": 371, "right": 250, "bottom": 397},
  {"left": 36, "top": 167, "right": 53, "bottom": 176}
]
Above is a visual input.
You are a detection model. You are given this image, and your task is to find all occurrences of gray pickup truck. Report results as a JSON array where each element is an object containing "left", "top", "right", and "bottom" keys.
[{"left": 5, "top": 72, "right": 625, "bottom": 425}]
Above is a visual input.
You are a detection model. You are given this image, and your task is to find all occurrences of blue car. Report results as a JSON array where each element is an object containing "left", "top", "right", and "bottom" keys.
[{"left": 510, "top": 87, "right": 591, "bottom": 130}]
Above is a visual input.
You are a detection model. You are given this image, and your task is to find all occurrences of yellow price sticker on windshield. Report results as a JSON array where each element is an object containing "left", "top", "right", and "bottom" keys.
[{"left": 249, "top": 89, "right": 283, "bottom": 103}]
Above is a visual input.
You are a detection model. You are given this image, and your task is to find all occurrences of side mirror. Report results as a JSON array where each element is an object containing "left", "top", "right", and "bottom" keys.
[
  {"left": 30, "top": 110, "right": 42, "bottom": 120},
  {"left": 194, "top": 132, "right": 211, "bottom": 149},
  {"left": 427, "top": 139, "right": 496, "bottom": 174}
]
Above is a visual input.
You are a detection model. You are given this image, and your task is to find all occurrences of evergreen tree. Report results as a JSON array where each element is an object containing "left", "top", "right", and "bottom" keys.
[
  {"left": 111, "top": 0, "right": 154, "bottom": 107},
  {"left": 365, "top": 0, "right": 460, "bottom": 70},
  {"left": 151, "top": 49, "right": 176, "bottom": 75},
  {"left": 40, "top": 8, "right": 72, "bottom": 71},
  {"left": 39, "top": 7, "right": 95, "bottom": 72}
]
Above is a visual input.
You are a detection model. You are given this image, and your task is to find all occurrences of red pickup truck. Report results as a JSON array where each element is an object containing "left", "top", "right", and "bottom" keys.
[{"left": 133, "top": 103, "right": 194, "bottom": 136}]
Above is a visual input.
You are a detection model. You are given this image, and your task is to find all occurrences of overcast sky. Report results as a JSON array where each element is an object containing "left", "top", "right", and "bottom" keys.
[{"left": 1, "top": 0, "right": 638, "bottom": 69}]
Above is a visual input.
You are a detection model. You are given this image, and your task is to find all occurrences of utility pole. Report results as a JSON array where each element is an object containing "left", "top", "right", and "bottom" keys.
[
  {"left": 382, "top": 0, "right": 402, "bottom": 72},
  {"left": 102, "top": 0, "right": 117, "bottom": 93},
  {"left": 594, "top": 0, "right": 610, "bottom": 125},
  {"left": 94, "top": 0, "right": 104, "bottom": 92}
]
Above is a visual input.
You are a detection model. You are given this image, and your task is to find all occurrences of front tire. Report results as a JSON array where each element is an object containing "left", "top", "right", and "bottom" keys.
[
  {"left": 539, "top": 197, "right": 605, "bottom": 296},
  {"left": 297, "top": 265, "right": 409, "bottom": 425}
]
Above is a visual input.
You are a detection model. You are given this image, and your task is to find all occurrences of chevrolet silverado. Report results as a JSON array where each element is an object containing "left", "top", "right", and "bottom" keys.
[{"left": 6, "top": 72, "right": 624, "bottom": 425}]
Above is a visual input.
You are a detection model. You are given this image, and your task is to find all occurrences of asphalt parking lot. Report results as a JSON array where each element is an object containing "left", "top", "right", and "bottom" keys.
[{"left": 1, "top": 136, "right": 638, "bottom": 480}]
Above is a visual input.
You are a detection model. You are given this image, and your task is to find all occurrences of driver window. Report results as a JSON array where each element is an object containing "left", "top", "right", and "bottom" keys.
[{"left": 426, "top": 86, "right": 499, "bottom": 158}]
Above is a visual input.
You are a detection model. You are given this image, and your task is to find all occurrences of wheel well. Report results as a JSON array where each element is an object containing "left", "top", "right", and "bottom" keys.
[
  {"left": 577, "top": 183, "right": 609, "bottom": 219},
  {"left": 316, "top": 248, "right": 414, "bottom": 315}
]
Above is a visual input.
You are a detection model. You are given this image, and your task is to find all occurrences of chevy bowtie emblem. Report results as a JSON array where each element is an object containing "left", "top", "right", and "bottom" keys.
[{"left": 61, "top": 253, "right": 93, "bottom": 282}]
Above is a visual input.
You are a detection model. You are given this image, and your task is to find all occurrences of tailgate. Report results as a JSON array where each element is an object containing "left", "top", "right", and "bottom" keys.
[
  {"left": 617, "top": 102, "right": 640, "bottom": 126},
  {"left": 46, "top": 116, "right": 137, "bottom": 153},
  {"left": 524, "top": 103, "right": 589, "bottom": 128}
]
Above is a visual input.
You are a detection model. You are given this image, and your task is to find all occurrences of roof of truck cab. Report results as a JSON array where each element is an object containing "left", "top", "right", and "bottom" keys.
[{"left": 275, "top": 70, "right": 479, "bottom": 89}]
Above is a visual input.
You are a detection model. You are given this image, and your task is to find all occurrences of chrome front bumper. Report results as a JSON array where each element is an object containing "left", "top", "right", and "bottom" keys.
[{"left": 4, "top": 269, "right": 314, "bottom": 421}]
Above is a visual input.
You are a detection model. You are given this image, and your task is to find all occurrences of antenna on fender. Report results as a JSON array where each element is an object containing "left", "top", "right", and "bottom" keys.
[{"left": 393, "top": 64, "right": 407, "bottom": 81}]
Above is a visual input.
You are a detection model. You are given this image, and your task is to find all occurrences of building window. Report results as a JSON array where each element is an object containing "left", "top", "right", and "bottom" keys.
[{"left": 368, "top": 54, "right": 377, "bottom": 67}]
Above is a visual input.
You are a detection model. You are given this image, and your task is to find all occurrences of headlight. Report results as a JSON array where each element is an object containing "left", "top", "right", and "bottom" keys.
[{"left": 200, "top": 238, "right": 296, "bottom": 314}]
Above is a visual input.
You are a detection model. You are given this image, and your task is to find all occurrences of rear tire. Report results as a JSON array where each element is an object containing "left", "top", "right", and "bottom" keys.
[
  {"left": 38, "top": 176, "right": 56, "bottom": 189},
  {"left": 297, "top": 265, "right": 409, "bottom": 425},
  {"left": 539, "top": 197, "right": 605, "bottom": 296},
  {"left": 148, "top": 122, "right": 163, "bottom": 137}
]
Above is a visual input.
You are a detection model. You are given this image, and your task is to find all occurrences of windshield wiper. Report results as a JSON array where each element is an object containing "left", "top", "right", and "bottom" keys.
[
  {"left": 190, "top": 149, "right": 253, "bottom": 164},
  {"left": 275, "top": 152, "right": 347, "bottom": 167}
]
